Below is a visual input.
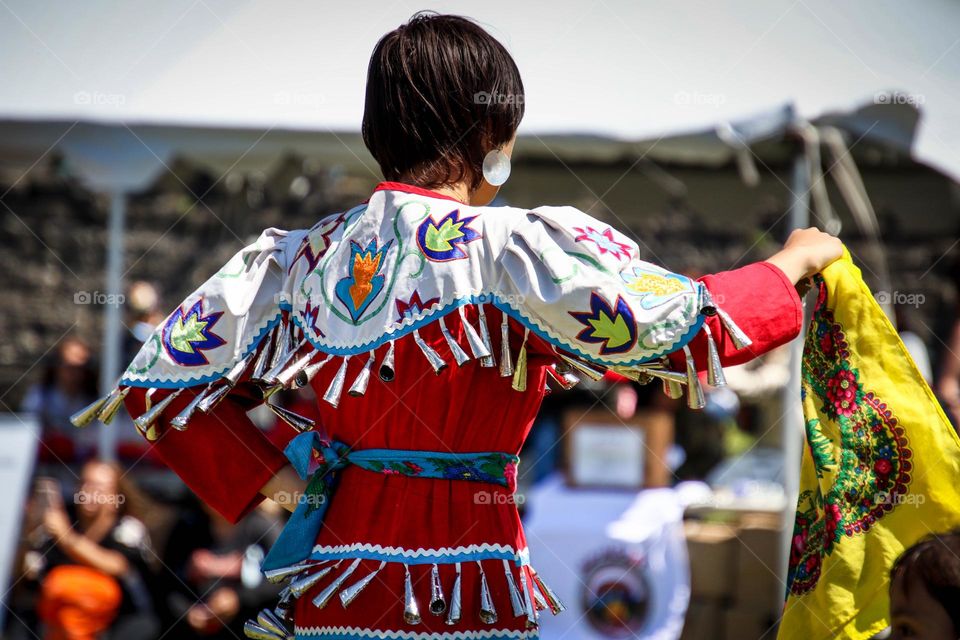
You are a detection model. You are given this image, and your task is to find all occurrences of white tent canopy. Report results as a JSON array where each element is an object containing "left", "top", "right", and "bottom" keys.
[{"left": 1, "top": 0, "right": 958, "bottom": 179}]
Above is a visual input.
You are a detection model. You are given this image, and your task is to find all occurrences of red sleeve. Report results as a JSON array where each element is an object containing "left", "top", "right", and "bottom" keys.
[
  {"left": 122, "top": 384, "right": 289, "bottom": 523},
  {"left": 668, "top": 261, "right": 802, "bottom": 372}
]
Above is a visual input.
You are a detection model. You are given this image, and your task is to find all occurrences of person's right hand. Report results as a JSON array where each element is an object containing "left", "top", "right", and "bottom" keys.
[
  {"left": 781, "top": 227, "right": 844, "bottom": 277},
  {"left": 766, "top": 227, "right": 843, "bottom": 284}
]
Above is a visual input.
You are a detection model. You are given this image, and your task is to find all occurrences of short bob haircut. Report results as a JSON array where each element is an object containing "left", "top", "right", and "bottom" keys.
[
  {"left": 890, "top": 529, "right": 960, "bottom": 633},
  {"left": 362, "top": 12, "right": 525, "bottom": 190}
]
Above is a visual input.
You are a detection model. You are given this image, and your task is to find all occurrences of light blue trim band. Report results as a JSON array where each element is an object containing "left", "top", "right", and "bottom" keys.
[{"left": 122, "top": 289, "right": 705, "bottom": 388}]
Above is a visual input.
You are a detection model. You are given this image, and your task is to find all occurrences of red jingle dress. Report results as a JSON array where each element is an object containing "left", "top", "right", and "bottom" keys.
[{"left": 116, "top": 182, "right": 802, "bottom": 639}]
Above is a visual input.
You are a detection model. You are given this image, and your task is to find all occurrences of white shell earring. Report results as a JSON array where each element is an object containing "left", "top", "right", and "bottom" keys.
[{"left": 482, "top": 149, "right": 511, "bottom": 186}]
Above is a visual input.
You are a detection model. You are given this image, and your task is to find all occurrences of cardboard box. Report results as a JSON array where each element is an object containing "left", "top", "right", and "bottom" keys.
[
  {"left": 734, "top": 520, "right": 784, "bottom": 616},
  {"left": 684, "top": 521, "right": 738, "bottom": 600},
  {"left": 681, "top": 598, "right": 723, "bottom": 640},
  {"left": 723, "top": 604, "right": 779, "bottom": 640}
]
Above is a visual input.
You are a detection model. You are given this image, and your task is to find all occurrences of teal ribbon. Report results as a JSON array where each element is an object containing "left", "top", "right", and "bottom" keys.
[{"left": 261, "top": 431, "right": 519, "bottom": 571}]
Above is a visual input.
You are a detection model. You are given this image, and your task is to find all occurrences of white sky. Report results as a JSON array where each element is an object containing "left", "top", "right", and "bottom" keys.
[{"left": 1, "top": 0, "right": 958, "bottom": 177}]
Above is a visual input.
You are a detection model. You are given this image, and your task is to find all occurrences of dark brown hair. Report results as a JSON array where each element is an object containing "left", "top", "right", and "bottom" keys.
[
  {"left": 890, "top": 529, "right": 960, "bottom": 632},
  {"left": 362, "top": 12, "right": 525, "bottom": 190}
]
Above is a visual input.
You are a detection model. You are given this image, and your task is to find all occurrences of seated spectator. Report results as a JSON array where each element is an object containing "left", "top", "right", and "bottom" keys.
[
  {"left": 23, "top": 461, "right": 159, "bottom": 640},
  {"left": 158, "top": 497, "right": 283, "bottom": 639},
  {"left": 889, "top": 529, "right": 960, "bottom": 639},
  {"left": 20, "top": 337, "right": 99, "bottom": 463}
]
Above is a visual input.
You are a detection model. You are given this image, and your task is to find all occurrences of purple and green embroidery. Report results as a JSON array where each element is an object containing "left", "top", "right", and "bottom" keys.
[
  {"left": 161, "top": 298, "right": 227, "bottom": 366},
  {"left": 786, "top": 279, "right": 912, "bottom": 596},
  {"left": 569, "top": 292, "right": 638, "bottom": 355},
  {"left": 416, "top": 209, "right": 481, "bottom": 262}
]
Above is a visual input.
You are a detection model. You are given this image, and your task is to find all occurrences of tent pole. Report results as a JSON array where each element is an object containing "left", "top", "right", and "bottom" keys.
[
  {"left": 97, "top": 190, "right": 125, "bottom": 462},
  {"left": 779, "top": 134, "right": 811, "bottom": 610}
]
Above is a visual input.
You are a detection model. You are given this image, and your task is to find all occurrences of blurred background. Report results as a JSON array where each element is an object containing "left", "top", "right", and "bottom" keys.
[{"left": 1, "top": 1, "right": 959, "bottom": 638}]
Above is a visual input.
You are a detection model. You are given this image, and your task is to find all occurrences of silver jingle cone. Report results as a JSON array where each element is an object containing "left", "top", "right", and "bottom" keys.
[
  {"left": 198, "top": 383, "right": 231, "bottom": 413},
  {"left": 339, "top": 561, "right": 385, "bottom": 608},
  {"left": 348, "top": 352, "right": 375, "bottom": 397},
  {"left": 264, "top": 562, "right": 314, "bottom": 584},
  {"left": 519, "top": 567, "right": 537, "bottom": 627},
  {"left": 414, "top": 329, "right": 447, "bottom": 375},
  {"left": 428, "top": 563, "right": 446, "bottom": 615},
  {"left": 439, "top": 316, "right": 470, "bottom": 366},
  {"left": 296, "top": 354, "right": 332, "bottom": 388},
  {"left": 499, "top": 314, "right": 513, "bottom": 378},
  {"left": 703, "top": 324, "right": 727, "bottom": 387},
  {"left": 476, "top": 303, "right": 496, "bottom": 368},
  {"left": 134, "top": 388, "right": 183, "bottom": 433},
  {"left": 716, "top": 306, "right": 753, "bottom": 350},
  {"left": 97, "top": 386, "right": 130, "bottom": 425},
  {"left": 267, "top": 402, "right": 315, "bottom": 433},
  {"left": 275, "top": 349, "right": 317, "bottom": 388},
  {"left": 445, "top": 563, "right": 462, "bottom": 625},
  {"left": 70, "top": 394, "right": 110, "bottom": 428},
  {"left": 379, "top": 340, "right": 396, "bottom": 382},
  {"left": 322, "top": 357, "right": 350, "bottom": 408},
  {"left": 459, "top": 305, "right": 491, "bottom": 361},
  {"left": 251, "top": 326, "right": 277, "bottom": 381},
  {"left": 243, "top": 621, "right": 283, "bottom": 640},
  {"left": 312, "top": 559, "right": 360, "bottom": 609},
  {"left": 170, "top": 385, "right": 210, "bottom": 431},
  {"left": 403, "top": 564, "right": 422, "bottom": 624},
  {"left": 503, "top": 559, "right": 525, "bottom": 617},
  {"left": 683, "top": 345, "right": 706, "bottom": 409},
  {"left": 478, "top": 561, "right": 497, "bottom": 624},
  {"left": 256, "top": 609, "right": 292, "bottom": 638}
]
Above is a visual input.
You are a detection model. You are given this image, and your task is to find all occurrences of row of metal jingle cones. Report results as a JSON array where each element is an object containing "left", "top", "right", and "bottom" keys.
[
  {"left": 243, "top": 557, "right": 565, "bottom": 639},
  {"left": 72, "top": 300, "right": 751, "bottom": 436}
]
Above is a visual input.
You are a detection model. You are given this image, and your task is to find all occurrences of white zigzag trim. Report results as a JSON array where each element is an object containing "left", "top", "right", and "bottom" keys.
[
  {"left": 309, "top": 543, "right": 528, "bottom": 561},
  {"left": 294, "top": 626, "right": 537, "bottom": 639}
]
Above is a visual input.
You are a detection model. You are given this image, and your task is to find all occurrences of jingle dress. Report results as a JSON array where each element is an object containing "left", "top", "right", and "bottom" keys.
[{"left": 112, "top": 182, "right": 802, "bottom": 639}]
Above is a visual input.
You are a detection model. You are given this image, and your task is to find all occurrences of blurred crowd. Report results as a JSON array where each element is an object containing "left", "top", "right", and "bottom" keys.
[{"left": 6, "top": 258, "right": 960, "bottom": 639}]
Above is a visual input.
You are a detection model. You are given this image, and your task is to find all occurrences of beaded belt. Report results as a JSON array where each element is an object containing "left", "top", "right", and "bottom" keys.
[{"left": 261, "top": 431, "right": 520, "bottom": 571}]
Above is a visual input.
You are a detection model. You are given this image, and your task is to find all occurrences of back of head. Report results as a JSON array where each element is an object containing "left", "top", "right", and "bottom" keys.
[
  {"left": 890, "top": 529, "right": 960, "bottom": 633},
  {"left": 362, "top": 12, "right": 524, "bottom": 190}
]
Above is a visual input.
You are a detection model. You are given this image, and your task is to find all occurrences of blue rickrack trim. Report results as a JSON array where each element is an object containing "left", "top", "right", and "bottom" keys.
[
  {"left": 291, "top": 291, "right": 704, "bottom": 368},
  {"left": 121, "top": 289, "right": 706, "bottom": 388},
  {"left": 306, "top": 547, "right": 531, "bottom": 567},
  {"left": 119, "top": 310, "right": 288, "bottom": 389},
  {"left": 295, "top": 630, "right": 538, "bottom": 640}
]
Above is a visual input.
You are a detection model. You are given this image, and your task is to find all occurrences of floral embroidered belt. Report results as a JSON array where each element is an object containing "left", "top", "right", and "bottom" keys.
[{"left": 261, "top": 431, "right": 520, "bottom": 571}]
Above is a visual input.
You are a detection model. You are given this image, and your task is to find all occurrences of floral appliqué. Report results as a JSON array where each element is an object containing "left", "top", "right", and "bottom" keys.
[{"left": 786, "top": 279, "right": 912, "bottom": 596}]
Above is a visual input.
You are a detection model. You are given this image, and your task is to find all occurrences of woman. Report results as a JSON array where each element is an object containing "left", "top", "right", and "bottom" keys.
[
  {"left": 76, "top": 12, "right": 841, "bottom": 639},
  {"left": 32, "top": 462, "right": 158, "bottom": 639}
]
